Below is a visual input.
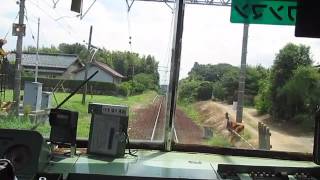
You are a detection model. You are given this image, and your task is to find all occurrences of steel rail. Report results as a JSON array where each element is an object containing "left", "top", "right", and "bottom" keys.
[{"left": 151, "top": 98, "right": 163, "bottom": 141}]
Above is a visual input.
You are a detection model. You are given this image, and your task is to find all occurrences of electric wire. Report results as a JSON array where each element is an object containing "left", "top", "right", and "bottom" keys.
[
  {"left": 3, "top": 13, "right": 19, "bottom": 40},
  {"left": 161, "top": 10, "right": 175, "bottom": 85},
  {"left": 52, "top": 0, "right": 60, "bottom": 8},
  {"left": 27, "top": 0, "right": 80, "bottom": 42},
  {"left": 23, "top": 6, "right": 51, "bottom": 46},
  {"left": 24, "top": 8, "right": 37, "bottom": 45},
  {"left": 81, "top": 0, "right": 97, "bottom": 20},
  {"left": 126, "top": 9, "right": 133, "bottom": 52},
  {"left": 29, "top": 0, "right": 89, "bottom": 44},
  {"left": 43, "top": 0, "right": 79, "bottom": 22}
]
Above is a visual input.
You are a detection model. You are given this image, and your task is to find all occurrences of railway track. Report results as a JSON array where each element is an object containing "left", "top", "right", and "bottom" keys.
[
  {"left": 150, "top": 96, "right": 179, "bottom": 142},
  {"left": 150, "top": 96, "right": 166, "bottom": 141},
  {"left": 129, "top": 95, "right": 202, "bottom": 144}
]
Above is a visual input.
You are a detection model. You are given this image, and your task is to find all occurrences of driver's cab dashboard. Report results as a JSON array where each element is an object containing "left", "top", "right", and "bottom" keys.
[{"left": 0, "top": 129, "right": 319, "bottom": 180}]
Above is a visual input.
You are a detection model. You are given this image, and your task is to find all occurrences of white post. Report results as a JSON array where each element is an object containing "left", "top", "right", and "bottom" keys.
[{"left": 35, "top": 18, "right": 40, "bottom": 82}]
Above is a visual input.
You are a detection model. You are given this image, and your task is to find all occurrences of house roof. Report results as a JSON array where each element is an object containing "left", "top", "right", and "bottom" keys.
[
  {"left": 93, "top": 61, "right": 124, "bottom": 78},
  {"left": 73, "top": 60, "right": 124, "bottom": 78},
  {"left": 7, "top": 53, "right": 80, "bottom": 69}
]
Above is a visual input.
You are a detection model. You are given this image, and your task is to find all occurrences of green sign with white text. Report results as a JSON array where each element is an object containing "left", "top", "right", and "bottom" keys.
[{"left": 231, "top": 0, "right": 297, "bottom": 25}]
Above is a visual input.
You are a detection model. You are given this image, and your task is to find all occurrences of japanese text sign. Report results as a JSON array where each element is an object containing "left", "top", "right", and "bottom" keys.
[{"left": 231, "top": 0, "right": 297, "bottom": 25}]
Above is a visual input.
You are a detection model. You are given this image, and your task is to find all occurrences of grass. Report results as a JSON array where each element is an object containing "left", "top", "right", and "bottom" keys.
[
  {"left": 1, "top": 90, "right": 157, "bottom": 138},
  {"left": 177, "top": 100, "right": 201, "bottom": 123},
  {"left": 52, "top": 90, "right": 156, "bottom": 137},
  {"left": 243, "top": 129, "right": 252, "bottom": 140},
  {"left": 0, "top": 116, "right": 33, "bottom": 129},
  {"left": 206, "top": 134, "right": 232, "bottom": 148}
]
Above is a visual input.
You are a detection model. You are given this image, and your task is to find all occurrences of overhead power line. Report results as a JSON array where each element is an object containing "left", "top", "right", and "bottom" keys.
[
  {"left": 27, "top": 0, "right": 82, "bottom": 42},
  {"left": 24, "top": 8, "right": 37, "bottom": 45},
  {"left": 126, "top": 0, "right": 231, "bottom": 8},
  {"left": 3, "top": 13, "right": 19, "bottom": 39}
]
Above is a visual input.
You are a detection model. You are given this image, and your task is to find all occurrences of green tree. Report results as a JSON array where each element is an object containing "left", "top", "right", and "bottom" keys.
[
  {"left": 254, "top": 74, "right": 272, "bottom": 114},
  {"left": 245, "top": 65, "right": 269, "bottom": 106},
  {"left": 188, "top": 62, "right": 238, "bottom": 82},
  {"left": 24, "top": 45, "right": 60, "bottom": 53},
  {"left": 270, "top": 43, "right": 313, "bottom": 120},
  {"left": 279, "top": 66, "right": 320, "bottom": 125},
  {"left": 133, "top": 73, "right": 158, "bottom": 91},
  {"left": 212, "top": 81, "right": 225, "bottom": 100},
  {"left": 196, "top": 81, "right": 213, "bottom": 100},
  {"left": 220, "top": 68, "right": 239, "bottom": 103},
  {"left": 58, "top": 43, "right": 87, "bottom": 55},
  {"left": 178, "top": 79, "right": 201, "bottom": 102}
]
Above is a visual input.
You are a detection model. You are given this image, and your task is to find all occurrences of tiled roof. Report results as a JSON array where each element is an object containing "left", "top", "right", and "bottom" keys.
[
  {"left": 7, "top": 53, "right": 79, "bottom": 69},
  {"left": 73, "top": 60, "right": 124, "bottom": 78},
  {"left": 93, "top": 61, "right": 124, "bottom": 78}
]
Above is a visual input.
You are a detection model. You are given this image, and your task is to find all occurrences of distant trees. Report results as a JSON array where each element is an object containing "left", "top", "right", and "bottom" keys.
[
  {"left": 25, "top": 43, "right": 86, "bottom": 55},
  {"left": 179, "top": 42, "right": 320, "bottom": 127},
  {"left": 179, "top": 63, "right": 265, "bottom": 104}
]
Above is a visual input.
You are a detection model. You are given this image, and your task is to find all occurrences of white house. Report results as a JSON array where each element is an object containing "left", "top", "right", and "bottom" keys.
[{"left": 72, "top": 60, "right": 124, "bottom": 84}]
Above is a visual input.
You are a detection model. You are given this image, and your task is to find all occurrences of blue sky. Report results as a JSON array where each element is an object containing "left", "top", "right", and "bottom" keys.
[{"left": 1, "top": 0, "right": 320, "bottom": 84}]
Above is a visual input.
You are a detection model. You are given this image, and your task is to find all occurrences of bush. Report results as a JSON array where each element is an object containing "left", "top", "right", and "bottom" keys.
[
  {"left": 196, "top": 81, "right": 212, "bottom": 100},
  {"left": 254, "top": 79, "right": 272, "bottom": 114},
  {"left": 133, "top": 73, "right": 158, "bottom": 91},
  {"left": 117, "top": 82, "right": 130, "bottom": 97},
  {"left": 131, "top": 81, "right": 145, "bottom": 95},
  {"left": 178, "top": 80, "right": 200, "bottom": 102},
  {"left": 206, "top": 134, "right": 231, "bottom": 148},
  {"left": 212, "top": 82, "right": 225, "bottom": 100}
]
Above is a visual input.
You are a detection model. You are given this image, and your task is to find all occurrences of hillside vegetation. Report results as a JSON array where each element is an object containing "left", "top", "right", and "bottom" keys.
[{"left": 178, "top": 43, "right": 320, "bottom": 128}]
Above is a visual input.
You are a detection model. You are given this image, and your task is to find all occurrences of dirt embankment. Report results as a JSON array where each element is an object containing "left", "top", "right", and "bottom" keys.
[
  {"left": 195, "top": 101, "right": 255, "bottom": 149},
  {"left": 196, "top": 100, "right": 314, "bottom": 153}
]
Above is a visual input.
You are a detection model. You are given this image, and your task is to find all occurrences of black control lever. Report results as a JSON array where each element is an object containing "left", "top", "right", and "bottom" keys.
[{"left": 56, "top": 70, "right": 99, "bottom": 109}]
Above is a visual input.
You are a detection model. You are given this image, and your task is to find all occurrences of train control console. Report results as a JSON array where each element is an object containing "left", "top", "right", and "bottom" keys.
[
  {"left": 88, "top": 103, "right": 129, "bottom": 157},
  {"left": 217, "top": 164, "right": 320, "bottom": 180}
]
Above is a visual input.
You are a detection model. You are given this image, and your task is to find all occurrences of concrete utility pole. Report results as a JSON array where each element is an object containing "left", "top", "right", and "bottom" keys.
[
  {"left": 82, "top": 25, "right": 93, "bottom": 105},
  {"left": 236, "top": 24, "right": 249, "bottom": 123},
  {"left": 35, "top": 18, "right": 40, "bottom": 82},
  {"left": 13, "top": 0, "right": 26, "bottom": 115}
]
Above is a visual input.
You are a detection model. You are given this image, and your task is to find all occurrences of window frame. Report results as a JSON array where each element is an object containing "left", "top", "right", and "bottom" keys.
[{"left": 47, "top": 0, "right": 317, "bottom": 163}]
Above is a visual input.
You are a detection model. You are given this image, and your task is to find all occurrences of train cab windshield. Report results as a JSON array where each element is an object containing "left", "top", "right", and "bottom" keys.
[{"left": 0, "top": 0, "right": 320, "bottom": 180}]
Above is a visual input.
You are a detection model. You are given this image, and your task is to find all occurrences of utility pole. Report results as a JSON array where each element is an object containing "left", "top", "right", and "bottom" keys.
[
  {"left": 35, "top": 18, "right": 40, "bottom": 82},
  {"left": 82, "top": 25, "right": 92, "bottom": 105},
  {"left": 236, "top": 24, "right": 249, "bottom": 123},
  {"left": 13, "top": 0, "right": 26, "bottom": 115}
]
